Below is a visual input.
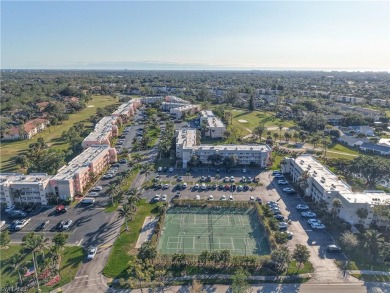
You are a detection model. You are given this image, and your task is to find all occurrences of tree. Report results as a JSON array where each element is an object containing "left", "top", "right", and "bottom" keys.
[
  {"left": 298, "top": 170, "right": 309, "bottom": 194},
  {"left": 222, "top": 155, "right": 238, "bottom": 169},
  {"left": 293, "top": 131, "right": 299, "bottom": 143},
  {"left": 253, "top": 124, "right": 266, "bottom": 143},
  {"left": 292, "top": 244, "right": 310, "bottom": 271},
  {"left": 138, "top": 242, "right": 157, "bottom": 260},
  {"left": 118, "top": 203, "right": 136, "bottom": 231},
  {"left": 127, "top": 188, "right": 142, "bottom": 208},
  {"left": 271, "top": 245, "right": 291, "bottom": 272},
  {"left": 190, "top": 278, "right": 205, "bottom": 293},
  {"left": 231, "top": 268, "right": 250, "bottom": 293},
  {"left": 248, "top": 96, "right": 255, "bottom": 111},
  {"left": 364, "top": 230, "right": 382, "bottom": 259},
  {"left": 52, "top": 233, "right": 69, "bottom": 251},
  {"left": 278, "top": 124, "right": 283, "bottom": 142},
  {"left": 356, "top": 208, "right": 369, "bottom": 222},
  {"left": 340, "top": 231, "right": 359, "bottom": 250},
  {"left": 0, "top": 230, "right": 11, "bottom": 248},
  {"left": 188, "top": 155, "right": 201, "bottom": 167},
  {"left": 207, "top": 154, "right": 223, "bottom": 166},
  {"left": 331, "top": 198, "right": 342, "bottom": 218},
  {"left": 273, "top": 132, "right": 278, "bottom": 142},
  {"left": 347, "top": 156, "right": 390, "bottom": 188},
  {"left": 284, "top": 132, "right": 291, "bottom": 143},
  {"left": 198, "top": 250, "right": 209, "bottom": 265},
  {"left": 9, "top": 253, "right": 23, "bottom": 285}
]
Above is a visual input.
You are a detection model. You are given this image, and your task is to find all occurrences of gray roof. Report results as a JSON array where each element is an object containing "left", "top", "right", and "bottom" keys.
[{"left": 360, "top": 142, "right": 390, "bottom": 153}]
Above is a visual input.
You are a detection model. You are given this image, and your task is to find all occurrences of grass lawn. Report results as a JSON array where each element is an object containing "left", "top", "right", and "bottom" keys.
[
  {"left": 0, "top": 95, "right": 117, "bottom": 172},
  {"left": 230, "top": 110, "right": 296, "bottom": 136},
  {"left": 270, "top": 153, "right": 285, "bottom": 170},
  {"left": 328, "top": 143, "right": 359, "bottom": 155},
  {"left": 0, "top": 245, "right": 84, "bottom": 291},
  {"left": 103, "top": 200, "right": 161, "bottom": 278},
  {"left": 286, "top": 261, "right": 314, "bottom": 275}
]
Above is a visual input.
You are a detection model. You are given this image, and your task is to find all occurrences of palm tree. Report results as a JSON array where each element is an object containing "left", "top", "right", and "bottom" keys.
[
  {"left": 127, "top": 188, "right": 142, "bottom": 209},
  {"left": 9, "top": 253, "right": 23, "bottom": 285},
  {"left": 23, "top": 233, "right": 50, "bottom": 291},
  {"left": 273, "top": 133, "right": 278, "bottom": 143},
  {"left": 278, "top": 124, "right": 283, "bottom": 142},
  {"left": 12, "top": 189, "right": 23, "bottom": 205},
  {"left": 293, "top": 131, "right": 299, "bottom": 144},
  {"left": 254, "top": 124, "right": 266, "bottom": 143},
  {"left": 284, "top": 132, "right": 291, "bottom": 143},
  {"left": 118, "top": 203, "right": 136, "bottom": 231},
  {"left": 322, "top": 136, "right": 331, "bottom": 159},
  {"left": 141, "top": 163, "right": 154, "bottom": 180}
]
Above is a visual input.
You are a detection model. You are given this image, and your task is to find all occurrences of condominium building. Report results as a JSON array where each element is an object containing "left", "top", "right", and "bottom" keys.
[
  {"left": 0, "top": 173, "right": 53, "bottom": 206},
  {"left": 82, "top": 116, "right": 119, "bottom": 148},
  {"left": 50, "top": 145, "right": 117, "bottom": 199},
  {"left": 176, "top": 129, "right": 272, "bottom": 169},
  {"left": 161, "top": 102, "right": 189, "bottom": 111},
  {"left": 112, "top": 99, "right": 141, "bottom": 118},
  {"left": 199, "top": 110, "right": 226, "bottom": 138},
  {"left": 141, "top": 96, "right": 189, "bottom": 105},
  {"left": 282, "top": 155, "right": 390, "bottom": 228},
  {"left": 2, "top": 118, "right": 50, "bottom": 141},
  {"left": 170, "top": 104, "right": 201, "bottom": 119}
]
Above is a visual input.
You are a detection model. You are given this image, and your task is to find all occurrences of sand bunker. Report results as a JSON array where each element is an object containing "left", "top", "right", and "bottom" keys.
[
  {"left": 87, "top": 105, "right": 95, "bottom": 108},
  {"left": 238, "top": 119, "right": 248, "bottom": 123}
]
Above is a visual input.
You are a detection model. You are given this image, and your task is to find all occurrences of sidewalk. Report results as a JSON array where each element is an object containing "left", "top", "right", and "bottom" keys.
[{"left": 348, "top": 270, "right": 390, "bottom": 276}]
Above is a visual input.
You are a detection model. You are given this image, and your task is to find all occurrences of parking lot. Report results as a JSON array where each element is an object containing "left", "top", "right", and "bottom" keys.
[{"left": 141, "top": 167, "right": 347, "bottom": 269}]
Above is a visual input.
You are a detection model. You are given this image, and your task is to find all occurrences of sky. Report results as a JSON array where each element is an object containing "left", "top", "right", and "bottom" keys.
[{"left": 1, "top": 1, "right": 389, "bottom": 71}]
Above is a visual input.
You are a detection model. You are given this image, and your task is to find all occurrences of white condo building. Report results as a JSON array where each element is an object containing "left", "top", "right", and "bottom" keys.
[
  {"left": 176, "top": 129, "right": 272, "bottom": 169},
  {"left": 282, "top": 155, "right": 390, "bottom": 228},
  {"left": 82, "top": 116, "right": 119, "bottom": 149},
  {"left": 200, "top": 110, "right": 226, "bottom": 138},
  {"left": 170, "top": 104, "right": 201, "bottom": 119}
]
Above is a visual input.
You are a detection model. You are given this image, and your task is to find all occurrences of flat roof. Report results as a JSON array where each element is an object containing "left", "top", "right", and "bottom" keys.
[
  {"left": 194, "top": 144, "right": 271, "bottom": 152},
  {"left": 52, "top": 145, "right": 111, "bottom": 181},
  {"left": 83, "top": 116, "right": 117, "bottom": 142},
  {"left": 340, "top": 191, "right": 390, "bottom": 205},
  {"left": 207, "top": 116, "right": 225, "bottom": 128},
  {"left": 177, "top": 129, "right": 197, "bottom": 149},
  {"left": 0, "top": 173, "right": 51, "bottom": 184}
]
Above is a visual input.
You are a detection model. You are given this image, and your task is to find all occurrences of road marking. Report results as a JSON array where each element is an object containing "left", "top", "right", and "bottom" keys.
[
  {"left": 76, "top": 238, "right": 83, "bottom": 246},
  {"left": 75, "top": 275, "right": 89, "bottom": 279}
]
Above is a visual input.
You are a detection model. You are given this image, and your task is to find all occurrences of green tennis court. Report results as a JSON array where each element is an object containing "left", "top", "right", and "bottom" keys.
[{"left": 158, "top": 206, "right": 270, "bottom": 255}]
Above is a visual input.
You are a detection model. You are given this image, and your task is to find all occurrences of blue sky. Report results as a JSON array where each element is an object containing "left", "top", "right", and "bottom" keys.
[{"left": 1, "top": 1, "right": 389, "bottom": 70}]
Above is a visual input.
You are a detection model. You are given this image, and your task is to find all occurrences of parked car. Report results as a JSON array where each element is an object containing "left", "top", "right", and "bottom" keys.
[
  {"left": 296, "top": 204, "right": 309, "bottom": 210},
  {"left": 237, "top": 185, "right": 243, "bottom": 191},
  {"left": 36, "top": 220, "right": 50, "bottom": 231},
  {"left": 208, "top": 195, "right": 214, "bottom": 201},
  {"left": 230, "top": 176, "right": 235, "bottom": 182},
  {"left": 119, "top": 159, "right": 127, "bottom": 164},
  {"left": 224, "top": 177, "right": 229, "bottom": 182},
  {"left": 162, "top": 184, "right": 169, "bottom": 189},
  {"left": 169, "top": 167, "right": 174, "bottom": 172},
  {"left": 62, "top": 220, "right": 73, "bottom": 230},
  {"left": 87, "top": 247, "right": 98, "bottom": 260},
  {"left": 278, "top": 222, "right": 288, "bottom": 230},
  {"left": 91, "top": 186, "right": 103, "bottom": 192},
  {"left": 9, "top": 220, "right": 20, "bottom": 231},
  {"left": 163, "top": 167, "right": 168, "bottom": 172},
  {"left": 4, "top": 205, "right": 16, "bottom": 213},
  {"left": 153, "top": 195, "right": 161, "bottom": 202},
  {"left": 9, "top": 210, "right": 27, "bottom": 219},
  {"left": 301, "top": 211, "right": 317, "bottom": 218},
  {"left": 256, "top": 197, "right": 262, "bottom": 204},
  {"left": 283, "top": 187, "right": 296, "bottom": 193},
  {"left": 177, "top": 176, "right": 183, "bottom": 181},
  {"left": 0, "top": 221, "right": 6, "bottom": 229},
  {"left": 278, "top": 180, "right": 288, "bottom": 185},
  {"left": 195, "top": 195, "right": 200, "bottom": 200},
  {"left": 194, "top": 183, "right": 199, "bottom": 190},
  {"left": 242, "top": 168, "right": 247, "bottom": 173},
  {"left": 283, "top": 231, "right": 294, "bottom": 239},
  {"left": 249, "top": 196, "right": 255, "bottom": 201},
  {"left": 161, "top": 194, "right": 167, "bottom": 201},
  {"left": 311, "top": 223, "right": 326, "bottom": 230},
  {"left": 15, "top": 219, "right": 30, "bottom": 230},
  {"left": 55, "top": 221, "right": 65, "bottom": 231},
  {"left": 243, "top": 185, "right": 249, "bottom": 191},
  {"left": 229, "top": 195, "right": 234, "bottom": 201},
  {"left": 308, "top": 219, "right": 321, "bottom": 225},
  {"left": 274, "top": 174, "right": 284, "bottom": 178},
  {"left": 182, "top": 182, "right": 188, "bottom": 189},
  {"left": 326, "top": 244, "right": 342, "bottom": 253},
  {"left": 274, "top": 214, "right": 285, "bottom": 221},
  {"left": 87, "top": 192, "right": 99, "bottom": 198},
  {"left": 220, "top": 195, "right": 227, "bottom": 201},
  {"left": 81, "top": 198, "right": 95, "bottom": 204},
  {"left": 201, "top": 183, "right": 207, "bottom": 190},
  {"left": 272, "top": 170, "right": 282, "bottom": 175},
  {"left": 24, "top": 205, "right": 36, "bottom": 213}
]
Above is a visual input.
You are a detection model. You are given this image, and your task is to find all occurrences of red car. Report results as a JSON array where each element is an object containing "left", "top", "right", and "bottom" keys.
[{"left": 55, "top": 205, "right": 68, "bottom": 214}]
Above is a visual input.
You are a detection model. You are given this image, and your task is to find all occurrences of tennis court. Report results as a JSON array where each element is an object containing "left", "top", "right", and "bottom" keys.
[{"left": 158, "top": 206, "right": 270, "bottom": 255}]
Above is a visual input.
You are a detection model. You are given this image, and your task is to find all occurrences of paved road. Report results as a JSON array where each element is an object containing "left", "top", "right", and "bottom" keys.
[{"left": 105, "top": 281, "right": 390, "bottom": 293}]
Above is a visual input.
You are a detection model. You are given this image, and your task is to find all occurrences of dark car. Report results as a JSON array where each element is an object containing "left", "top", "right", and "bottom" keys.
[
  {"left": 8, "top": 220, "right": 19, "bottom": 231},
  {"left": 256, "top": 197, "right": 263, "bottom": 204},
  {"left": 24, "top": 205, "right": 36, "bottom": 213},
  {"left": 206, "top": 175, "right": 211, "bottom": 182},
  {"left": 9, "top": 210, "right": 27, "bottom": 219},
  {"left": 212, "top": 184, "right": 217, "bottom": 190},
  {"left": 326, "top": 244, "right": 343, "bottom": 253},
  {"left": 119, "top": 159, "right": 127, "bottom": 164},
  {"left": 36, "top": 220, "right": 50, "bottom": 231},
  {"left": 218, "top": 184, "right": 224, "bottom": 190},
  {"left": 232, "top": 184, "right": 236, "bottom": 191},
  {"left": 274, "top": 214, "right": 285, "bottom": 221},
  {"left": 163, "top": 167, "right": 168, "bottom": 172},
  {"left": 55, "top": 221, "right": 65, "bottom": 231},
  {"left": 55, "top": 205, "right": 68, "bottom": 214},
  {"left": 243, "top": 185, "right": 249, "bottom": 191}
]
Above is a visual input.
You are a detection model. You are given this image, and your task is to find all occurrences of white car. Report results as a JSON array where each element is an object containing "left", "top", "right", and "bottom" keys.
[
  {"left": 62, "top": 220, "right": 73, "bottom": 230},
  {"left": 161, "top": 194, "right": 167, "bottom": 201},
  {"left": 284, "top": 231, "right": 294, "bottom": 239},
  {"left": 195, "top": 195, "right": 200, "bottom": 200},
  {"left": 4, "top": 205, "right": 16, "bottom": 213},
  {"left": 308, "top": 219, "right": 321, "bottom": 225},
  {"left": 249, "top": 196, "right": 255, "bottom": 201},
  {"left": 14, "top": 218, "right": 31, "bottom": 230},
  {"left": 301, "top": 211, "right": 317, "bottom": 218},
  {"left": 224, "top": 177, "right": 229, "bottom": 182},
  {"left": 311, "top": 223, "right": 326, "bottom": 230},
  {"left": 278, "top": 180, "right": 288, "bottom": 185},
  {"left": 87, "top": 247, "right": 98, "bottom": 260},
  {"left": 296, "top": 204, "right": 309, "bottom": 210},
  {"left": 91, "top": 186, "right": 103, "bottom": 192},
  {"left": 229, "top": 195, "right": 234, "bottom": 201},
  {"left": 201, "top": 183, "right": 207, "bottom": 190},
  {"left": 169, "top": 167, "right": 174, "bottom": 172},
  {"left": 88, "top": 192, "right": 99, "bottom": 198},
  {"left": 230, "top": 176, "right": 235, "bottom": 182},
  {"left": 103, "top": 174, "right": 114, "bottom": 179},
  {"left": 157, "top": 167, "right": 163, "bottom": 172},
  {"left": 163, "top": 184, "right": 169, "bottom": 189},
  {"left": 242, "top": 168, "right": 247, "bottom": 173},
  {"left": 0, "top": 221, "right": 5, "bottom": 228},
  {"left": 208, "top": 195, "right": 214, "bottom": 201},
  {"left": 194, "top": 184, "right": 199, "bottom": 190},
  {"left": 278, "top": 222, "right": 288, "bottom": 229},
  {"left": 283, "top": 188, "right": 296, "bottom": 193},
  {"left": 153, "top": 195, "right": 161, "bottom": 201},
  {"left": 182, "top": 182, "right": 187, "bottom": 189},
  {"left": 237, "top": 185, "right": 243, "bottom": 191},
  {"left": 220, "top": 195, "right": 227, "bottom": 201}
]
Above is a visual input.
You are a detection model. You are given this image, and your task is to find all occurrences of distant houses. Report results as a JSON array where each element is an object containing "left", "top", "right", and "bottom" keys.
[{"left": 2, "top": 118, "right": 50, "bottom": 140}]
